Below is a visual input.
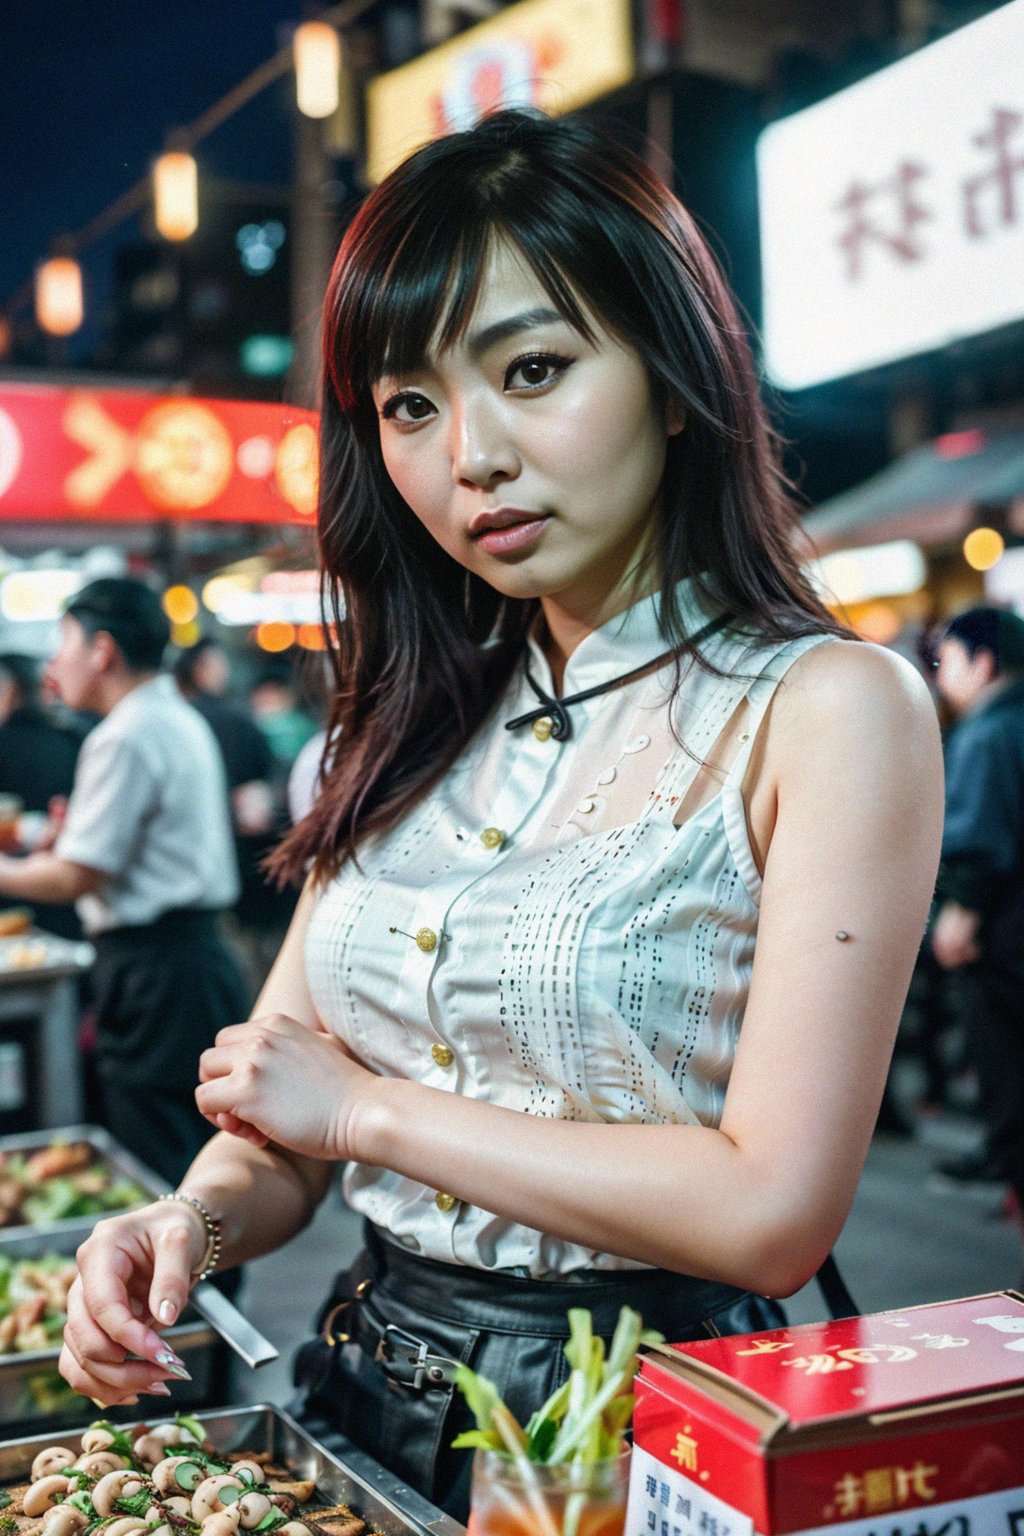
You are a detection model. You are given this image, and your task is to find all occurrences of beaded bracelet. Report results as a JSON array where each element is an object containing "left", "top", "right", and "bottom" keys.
[{"left": 159, "top": 1192, "right": 223, "bottom": 1282}]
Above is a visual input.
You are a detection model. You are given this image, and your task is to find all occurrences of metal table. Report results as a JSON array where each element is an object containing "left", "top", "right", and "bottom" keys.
[{"left": 0, "top": 932, "right": 93, "bottom": 1127}]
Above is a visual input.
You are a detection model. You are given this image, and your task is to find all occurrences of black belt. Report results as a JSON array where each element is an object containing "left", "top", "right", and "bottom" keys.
[{"left": 323, "top": 1280, "right": 460, "bottom": 1391}]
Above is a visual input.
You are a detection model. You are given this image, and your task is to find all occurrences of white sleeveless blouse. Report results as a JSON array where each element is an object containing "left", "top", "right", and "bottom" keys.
[{"left": 305, "top": 579, "right": 835, "bottom": 1276}]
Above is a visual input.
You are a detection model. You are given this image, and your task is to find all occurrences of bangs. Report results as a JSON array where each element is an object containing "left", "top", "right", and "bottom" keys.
[{"left": 331, "top": 187, "right": 601, "bottom": 416}]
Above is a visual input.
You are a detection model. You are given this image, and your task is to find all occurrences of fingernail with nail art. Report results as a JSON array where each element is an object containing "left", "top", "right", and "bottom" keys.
[
  {"left": 154, "top": 1348, "right": 192, "bottom": 1380},
  {"left": 146, "top": 1381, "right": 173, "bottom": 1395}
]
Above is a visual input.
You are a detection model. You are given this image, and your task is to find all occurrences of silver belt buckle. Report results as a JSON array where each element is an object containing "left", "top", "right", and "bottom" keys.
[{"left": 374, "top": 1323, "right": 453, "bottom": 1389}]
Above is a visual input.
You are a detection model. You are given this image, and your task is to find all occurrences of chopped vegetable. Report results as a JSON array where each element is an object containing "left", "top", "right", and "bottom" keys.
[
  {"left": 175, "top": 1414, "right": 206, "bottom": 1446},
  {"left": 454, "top": 1308, "right": 659, "bottom": 1536},
  {"left": 87, "top": 1422, "right": 135, "bottom": 1461},
  {"left": 114, "top": 1493, "right": 153, "bottom": 1520},
  {"left": 453, "top": 1305, "right": 660, "bottom": 1466}
]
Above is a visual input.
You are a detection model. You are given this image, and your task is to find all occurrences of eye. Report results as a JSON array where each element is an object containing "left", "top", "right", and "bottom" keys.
[
  {"left": 505, "top": 352, "right": 572, "bottom": 391},
  {"left": 380, "top": 391, "right": 436, "bottom": 425}
]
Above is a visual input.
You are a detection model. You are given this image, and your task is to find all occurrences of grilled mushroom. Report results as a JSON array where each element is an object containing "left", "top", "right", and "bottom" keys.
[
  {"left": 22, "top": 1476, "right": 72, "bottom": 1517},
  {"left": 191, "top": 1476, "right": 246, "bottom": 1523},
  {"left": 30, "top": 1448, "right": 76, "bottom": 1482}
]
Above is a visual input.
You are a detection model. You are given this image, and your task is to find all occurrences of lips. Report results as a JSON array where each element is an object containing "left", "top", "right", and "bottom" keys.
[{"left": 469, "top": 508, "right": 548, "bottom": 539}]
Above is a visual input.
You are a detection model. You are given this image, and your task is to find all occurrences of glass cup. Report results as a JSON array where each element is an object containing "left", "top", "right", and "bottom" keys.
[{"left": 468, "top": 1445, "right": 631, "bottom": 1536}]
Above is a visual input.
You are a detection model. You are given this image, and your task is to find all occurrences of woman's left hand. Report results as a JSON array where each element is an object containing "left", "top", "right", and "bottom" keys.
[{"left": 195, "top": 1014, "right": 375, "bottom": 1160}]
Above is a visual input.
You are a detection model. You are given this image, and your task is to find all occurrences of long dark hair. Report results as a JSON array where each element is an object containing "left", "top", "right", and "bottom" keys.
[{"left": 271, "top": 109, "right": 842, "bottom": 885}]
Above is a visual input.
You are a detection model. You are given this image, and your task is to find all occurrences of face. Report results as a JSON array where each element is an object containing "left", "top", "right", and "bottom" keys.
[
  {"left": 371, "top": 240, "right": 681, "bottom": 622},
  {"left": 935, "top": 636, "right": 995, "bottom": 715},
  {"left": 195, "top": 645, "right": 230, "bottom": 696},
  {"left": 45, "top": 616, "right": 104, "bottom": 713}
]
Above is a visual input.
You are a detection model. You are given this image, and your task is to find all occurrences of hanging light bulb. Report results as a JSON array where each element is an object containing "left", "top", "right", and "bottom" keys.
[
  {"left": 154, "top": 150, "right": 198, "bottom": 241},
  {"left": 35, "top": 255, "right": 84, "bottom": 336},
  {"left": 294, "top": 21, "right": 341, "bottom": 118}
]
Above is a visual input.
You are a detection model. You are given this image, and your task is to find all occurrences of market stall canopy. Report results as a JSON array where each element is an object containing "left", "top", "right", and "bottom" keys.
[
  {"left": 805, "top": 427, "right": 1024, "bottom": 553},
  {"left": 0, "top": 382, "right": 319, "bottom": 525}
]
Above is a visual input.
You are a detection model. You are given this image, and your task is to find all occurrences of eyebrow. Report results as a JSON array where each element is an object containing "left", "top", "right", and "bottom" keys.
[
  {"left": 465, "top": 306, "right": 567, "bottom": 361},
  {"left": 375, "top": 306, "right": 570, "bottom": 387}
]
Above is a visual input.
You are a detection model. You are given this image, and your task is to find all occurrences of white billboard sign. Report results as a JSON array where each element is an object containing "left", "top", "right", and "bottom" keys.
[{"left": 757, "top": 0, "right": 1024, "bottom": 390}]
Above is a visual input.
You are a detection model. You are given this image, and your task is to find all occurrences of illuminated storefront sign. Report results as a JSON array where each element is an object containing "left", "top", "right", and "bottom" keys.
[
  {"left": 0, "top": 385, "right": 319, "bottom": 524},
  {"left": 366, "top": 0, "right": 634, "bottom": 183},
  {"left": 757, "top": 0, "right": 1024, "bottom": 389}
]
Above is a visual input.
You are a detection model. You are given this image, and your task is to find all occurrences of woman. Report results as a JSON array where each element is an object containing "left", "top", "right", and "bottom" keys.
[{"left": 60, "top": 110, "right": 942, "bottom": 1518}]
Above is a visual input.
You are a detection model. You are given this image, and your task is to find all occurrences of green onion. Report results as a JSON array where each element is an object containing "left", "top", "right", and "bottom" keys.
[{"left": 453, "top": 1305, "right": 661, "bottom": 1467}]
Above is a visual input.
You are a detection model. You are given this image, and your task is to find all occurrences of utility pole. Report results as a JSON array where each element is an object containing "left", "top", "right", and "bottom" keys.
[{"left": 287, "top": 110, "right": 338, "bottom": 409}]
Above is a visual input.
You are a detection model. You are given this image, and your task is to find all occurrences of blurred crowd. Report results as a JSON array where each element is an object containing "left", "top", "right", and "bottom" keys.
[
  {"left": 0, "top": 621, "right": 325, "bottom": 1156},
  {"left": 881, "top": 606, "right": 1024, "bottom": 1236},
  {"left": 0, "top": 596, "right": 1022, "bottom": 1256}
]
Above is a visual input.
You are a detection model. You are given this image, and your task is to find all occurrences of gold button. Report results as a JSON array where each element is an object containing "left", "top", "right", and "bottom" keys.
[
  {"left": 415, "top": 928, "right": 438, "bottom": 953},
  {"left": 434, "top": 1192, "right": 457, "bottom": 1213},
  {"left": 431, "top": 1043, "right": 454, "bottom": 1068},
  {"left": 480, "top": 827, "right": 506, "bottom": 849},
  {"left": 532, "top": 716, "right": 553, "bottom": 741}
]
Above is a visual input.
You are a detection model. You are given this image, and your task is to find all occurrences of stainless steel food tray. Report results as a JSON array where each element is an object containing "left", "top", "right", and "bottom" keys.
[
  {"left": 0, "top": 1404, "right": 464, "bottom": 1536},
  {"left": 0, "top": 1124, "right": 168, "bottom": 1247},
  {"left": 0, "top": 1225, "right": 216, "bottom": 1428}
]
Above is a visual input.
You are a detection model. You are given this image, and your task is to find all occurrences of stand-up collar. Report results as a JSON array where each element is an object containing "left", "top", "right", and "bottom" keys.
[{"left": 524, "top": 577, "right": 713, "bottom": 696}]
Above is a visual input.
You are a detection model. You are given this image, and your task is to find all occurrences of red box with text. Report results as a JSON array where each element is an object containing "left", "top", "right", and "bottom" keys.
[{"left": 626, "top": 1291, "right": 1024, "bottom": 1536}]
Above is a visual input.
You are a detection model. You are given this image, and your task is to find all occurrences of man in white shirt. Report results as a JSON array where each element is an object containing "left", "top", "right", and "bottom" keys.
[{"left": 0, "top": 578, "right": 248, "bottom": 1185}]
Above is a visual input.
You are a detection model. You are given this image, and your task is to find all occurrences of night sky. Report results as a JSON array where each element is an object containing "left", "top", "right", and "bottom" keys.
[{"left": 1, "top": 1, "right": 302, "bottom": 344}]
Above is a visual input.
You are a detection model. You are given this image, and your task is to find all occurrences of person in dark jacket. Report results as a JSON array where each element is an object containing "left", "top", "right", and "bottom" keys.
[
  {"left": 931, "top": 606, "right": 1024, "bottom": 1206},
  {"left": 0, "top": 652, "right": 87, "bottom": 939}
]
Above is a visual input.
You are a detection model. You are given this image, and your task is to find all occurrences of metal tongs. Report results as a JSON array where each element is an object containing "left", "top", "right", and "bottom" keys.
[{"left": 188, "top": 1280, "right": 279, "bottom": 1369}]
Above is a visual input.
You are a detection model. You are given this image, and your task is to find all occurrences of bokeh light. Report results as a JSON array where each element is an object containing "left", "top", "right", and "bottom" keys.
[
  {"left": 963, "top": 527, "right": 1005, "bottom": 571},
  {"left": 256, "top": 621, "right": 296, "bottom": 652},
  {"left": 163, "top": 584, "right": 199, "bottom": 624}
]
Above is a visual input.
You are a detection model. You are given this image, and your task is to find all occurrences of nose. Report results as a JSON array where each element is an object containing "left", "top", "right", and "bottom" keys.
[{"left": 449, "top": 393, "right": 519, "bottom": 489}]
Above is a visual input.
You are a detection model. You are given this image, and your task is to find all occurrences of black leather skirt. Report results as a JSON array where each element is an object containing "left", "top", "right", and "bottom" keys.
[{"left": 290, "top": 1222, "right": 786, "bottom": 1523}]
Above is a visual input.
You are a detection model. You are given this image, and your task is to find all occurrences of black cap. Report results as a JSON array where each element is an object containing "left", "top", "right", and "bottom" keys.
[
  {"left": 65, "top": 577, "right": 170, "bottom": 672},
  {"left": 943, "top": 605, "right": 1024, "bottom": 674}
]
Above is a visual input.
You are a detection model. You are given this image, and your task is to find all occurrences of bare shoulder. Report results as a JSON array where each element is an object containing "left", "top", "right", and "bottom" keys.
[
  {"left": 770, "top": 636, "right": 939, "bottom": 759},
  {"left": 751, "top": 637, "right": 943, "bottom": 838}
]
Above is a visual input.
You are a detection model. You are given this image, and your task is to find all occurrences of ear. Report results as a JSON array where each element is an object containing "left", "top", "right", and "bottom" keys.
[
  {"left": 90, "top": 630, "right": 119, "bottom": 673},
  {"left": 977, "top": 647, "right": 999, "bottom": 685},
  {"left": 666, "top": 397, "right": 686, "bottom": 438}
]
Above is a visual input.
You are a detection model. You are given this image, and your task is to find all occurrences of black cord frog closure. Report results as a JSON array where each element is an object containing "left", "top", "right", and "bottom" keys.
[{"left": 504, "top": 611, "right": 734, "bottom": 741}]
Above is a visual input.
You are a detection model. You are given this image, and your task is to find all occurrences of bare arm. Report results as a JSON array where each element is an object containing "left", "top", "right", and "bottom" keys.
[
  {"left": 344, "top": 643, "right": 943, "bottom": 1294},
  {"left": 0, "top": 852, "right": 102, "bottom": 903},
  {"left": 178, "top": 875, "right": 333, "bottom": 1271}
]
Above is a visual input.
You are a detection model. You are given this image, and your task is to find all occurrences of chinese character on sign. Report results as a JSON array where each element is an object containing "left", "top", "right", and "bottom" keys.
[
  {"left": 837, "top": 1344, "right": 918, "bottom": 1364},
  {"left": 911, "top": 1333, "right": 970, "bottom": 1349},
  {"left": 646, "top": 1476, "right": 658, "bottom": 1498},
  {"left": 829, "top": 1462, "right": 939, "bottom": 1519},
  {"left": 784, "top": 1354, "right": 856, "bottom": 1374},
  {"left": 735, "top": 1339, "right": 793, "bottom": 1356},
  {"left": 833, "top": 1472, "right": 864, "bottom": 1518},
  {"left": 660, "top": 1482, "right": 670, "bottom": 1507},
  {"left": 670, "top": 1429, "right": 699, "bottom": 1472},
  {"left": 962, "top": 106, "right": 1024, "bottom": 237},
  {"left": 834, "top": 160, "right": 932, "bottom": 279},
  {"left": 862, "top": 1466, "right": 894, "bottom": 1514},
  {"left": 895, "top": 1462, "right": 939, "bottom": 1502}
]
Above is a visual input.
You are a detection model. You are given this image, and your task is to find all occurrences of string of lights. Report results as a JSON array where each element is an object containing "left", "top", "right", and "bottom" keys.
[{"left": 4, "top": 0, "right": 375, "bottom": 336}]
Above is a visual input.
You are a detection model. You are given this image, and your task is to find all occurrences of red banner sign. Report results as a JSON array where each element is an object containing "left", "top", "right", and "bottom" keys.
[{"left": 0, "top": 384, "right": 319, "bottom": 524}]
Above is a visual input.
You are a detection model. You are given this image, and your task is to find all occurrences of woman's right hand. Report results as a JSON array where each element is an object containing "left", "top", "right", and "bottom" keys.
[{"left": 59, "top": 1200, "right": 207, "bottom": 1406}]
